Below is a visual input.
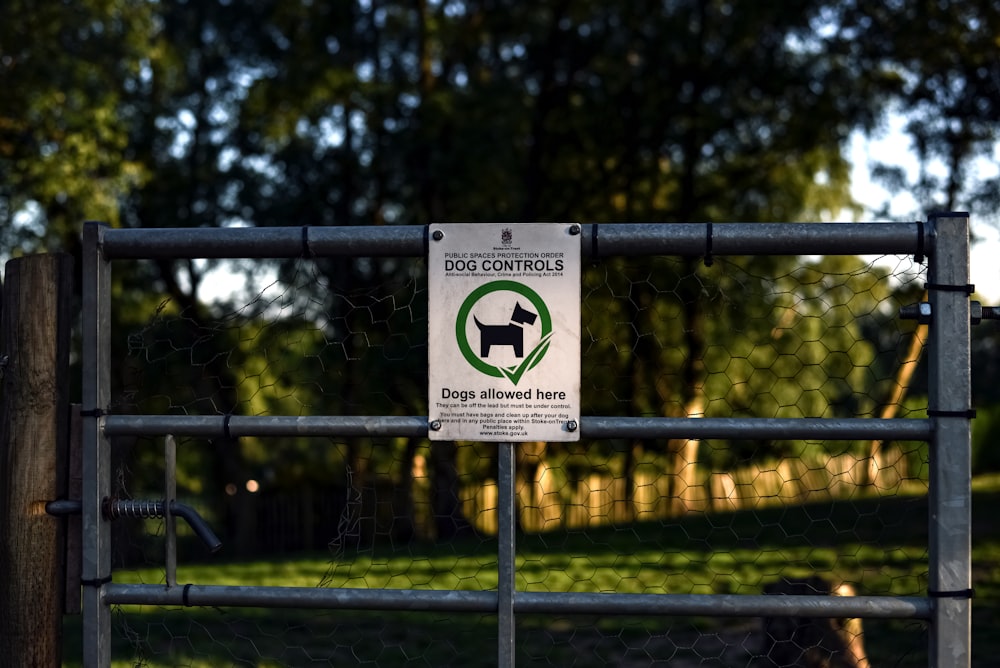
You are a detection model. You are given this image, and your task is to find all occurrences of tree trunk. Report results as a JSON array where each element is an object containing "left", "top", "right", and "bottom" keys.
[
  {"left": 0, "top": 254, "right": 72, "bottom": 667},
  {"left": 672, "top": 258, "right": 708, "bottom": 512},
  {"left": 394, "top": 439, "right": 419, "bottom": 542},
  {"left": 516, "top": 441, "right": 546, "bottom": 531},
  {"left": 866, "top": 306, "right": 928, "bottom": 486},
  {"left": 431, "top": 441, "right": 474, "bottom": 541}
]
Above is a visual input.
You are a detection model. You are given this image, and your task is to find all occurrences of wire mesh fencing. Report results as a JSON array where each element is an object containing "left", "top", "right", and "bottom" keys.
[{"left": 70, "top": 221, "right": 971, "bottom": 667}]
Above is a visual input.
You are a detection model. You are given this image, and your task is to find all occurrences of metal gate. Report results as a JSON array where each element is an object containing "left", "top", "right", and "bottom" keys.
[{"left": 79, "top": 215, "right": 973, "bottom": 666}]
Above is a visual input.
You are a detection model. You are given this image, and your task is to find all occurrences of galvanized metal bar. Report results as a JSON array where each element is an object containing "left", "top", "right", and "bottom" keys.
[
  {"left": 582, "top": 416, "right": 931, "bottom": 441},
  {"left": 81, "top": 222, "right": 113, "bottom": 667},
  {"left": 926, "top": 213, "right": 973, "bottom": 668},
  {"left": 99, "top": 225, "right": 428, "bottom": 259},
  {"left": 103, "top": 414, "right": 430, "bottom": 438},
  {"left": 307, "top": 225, "right": 428, "bottom": 257},
  {"left": 590, "top": 222, "right": 922, "bottom": 257},
  {"left": 164, "top": 435, "right": 177, "bottom": 589},
  {"left": 516, "top": 592, "right": 930, "bottom": 619},
  {"left": 105, "top": 583, "right": 497, "bottom": 611},
  {"left": 102, "top": 584, "right": 929, "bottom": 620},
  {"left": 497, "top": 443, "right": 517, "bottom": 668},
  {"left": 96, "top": 222, "right": 923, "bottom": 260},
  {"left": 103, "top": 414, "right": 932, "bottom": 442}
]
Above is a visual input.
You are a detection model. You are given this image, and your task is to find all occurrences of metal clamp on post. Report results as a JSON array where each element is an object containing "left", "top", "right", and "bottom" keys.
[
  {"left": 913, "top": 219, "right": 925, "bottom": 264},
  {"left": 900, "top": 301, "right": 1000, "bottom": 326},
  {"left": 928, "top": 588, "right": 975, "bottom": 599},
  {"left": 924, "top": 282, "right": 975, "bottom": 294},
  {"left": 899, "top": 302, "right": 933, "bottom": 324},
  {"left": 971, "top": 302, "right": 1000, "bottom": 325}
]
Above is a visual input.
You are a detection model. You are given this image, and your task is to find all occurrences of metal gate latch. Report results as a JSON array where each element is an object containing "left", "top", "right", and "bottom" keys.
[{"left": 46, "top": 497, "right": 222, "bottom": 553}]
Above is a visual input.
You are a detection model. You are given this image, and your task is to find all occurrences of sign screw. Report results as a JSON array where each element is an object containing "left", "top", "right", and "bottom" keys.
[
  {"left": 569, "top": 224, "right": 581, "bottom": 236},
  {"left": 429, "top": 419, "right": 442, "bottom": 431},
  {"left": 432, "top": 230, "right": 444, "bottom": 241},
  {"left": 566, "top": 420, "right": 578, "bottom": 432}
]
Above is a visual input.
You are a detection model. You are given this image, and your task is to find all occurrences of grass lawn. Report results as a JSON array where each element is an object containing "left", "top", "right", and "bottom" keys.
[{"left": 61, "top": 476, "right": 1000, "bottom": 667}]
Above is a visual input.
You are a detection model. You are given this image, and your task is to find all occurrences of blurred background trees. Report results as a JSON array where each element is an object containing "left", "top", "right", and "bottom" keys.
[
  {"left": 3, "top": 0, "right": 999, "bottom": 551},
  {"left": 6, "top": 1, "right": 999, "bottom": 253}
]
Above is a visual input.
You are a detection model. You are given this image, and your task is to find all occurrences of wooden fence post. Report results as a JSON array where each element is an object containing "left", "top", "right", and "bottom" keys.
[{"left": 0, "top": 253, "right": 73, "bottom": 667}]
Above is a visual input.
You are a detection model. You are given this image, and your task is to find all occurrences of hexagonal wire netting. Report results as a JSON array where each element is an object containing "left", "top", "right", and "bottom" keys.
[{"left": 73, "top": 222, "right": 969, "bottom": 667}]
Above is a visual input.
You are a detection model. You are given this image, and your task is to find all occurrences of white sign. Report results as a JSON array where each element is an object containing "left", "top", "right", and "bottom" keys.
[{"left": 428, "top": 223, "right": 581, "bottom": 442}]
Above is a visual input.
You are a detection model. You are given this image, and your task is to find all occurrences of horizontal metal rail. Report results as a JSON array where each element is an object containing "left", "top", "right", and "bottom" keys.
[
  {"left": 102, "top": 415, "right": 932, "bottom": 441},
  {"left": 583, "top": 416, "right": 932, "bottom": 440},
  {"left": 104, "top": 584, "right": 931, "bottom": 619},
  {"left": 96, "top": 222, "right": 925, "bottom": 260},
  {"left": 516, "top": 591, "right": 931, "bottom": 620},
  {"left": 103, "top": 415, "right": 430, "bottom": 438},
  {"left": 106, "top": 584, "right": 495, "bottom": 612}
]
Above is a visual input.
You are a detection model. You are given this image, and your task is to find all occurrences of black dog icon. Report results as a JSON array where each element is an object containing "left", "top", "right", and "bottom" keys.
[{"left": 474, "top": 302, "right": 538, "bottom": 358}]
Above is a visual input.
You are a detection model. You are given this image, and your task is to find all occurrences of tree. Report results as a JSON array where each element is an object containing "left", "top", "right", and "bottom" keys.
[
  {"left": 0, "top": 0, "right": 151, "bottom": 264},
  {"left": 4, "top": 0, "right": 998, "bottom": 543},
  {"left": 830, "top": 0, "right": 1000, "bottom": 217}
]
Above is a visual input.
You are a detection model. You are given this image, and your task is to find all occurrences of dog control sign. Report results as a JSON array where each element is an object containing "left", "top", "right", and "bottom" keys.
[{"left": 428, "top": 223, "right": 580, "bottom": 442}]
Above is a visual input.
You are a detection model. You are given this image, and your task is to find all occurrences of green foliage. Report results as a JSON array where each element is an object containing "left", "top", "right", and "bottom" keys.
[
  {"left": 578, "top": 252, "right": 917, "bottom": 468},
  {"left": 973, "top": 404, "right": 1000, "bottom": 474},
  {"left": 6, "top": 1, "right": 998, "bottom": 245},
  {"left": 971, "top": 317, "right": 1000, "bottom": 473},
  {"left": 0, "top": 0, "right": 151, "bottom": 254},
  {"left": 5, "top": 0, "right": 993, "bottom": 544}
]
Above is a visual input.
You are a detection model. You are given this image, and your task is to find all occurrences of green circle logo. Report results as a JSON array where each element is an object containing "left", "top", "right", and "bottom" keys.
[{"left": 456, "top": 280, "right": 553, "bottom": 384}]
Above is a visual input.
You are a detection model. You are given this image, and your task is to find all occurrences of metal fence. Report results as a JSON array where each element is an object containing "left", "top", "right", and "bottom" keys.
[{"left": 79, "top": 215, "right": 972, "bottom": 666}]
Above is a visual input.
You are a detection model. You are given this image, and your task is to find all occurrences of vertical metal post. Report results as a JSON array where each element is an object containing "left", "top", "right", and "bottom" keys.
[
  {"left": 82, "top": 222, "right": 113, "bottom": 667},
  {"left": 66, "top": 406, "right": 83, "bottom": 615},
  {"left": 497, "top": 442, "right": 516, "bottom": 667},
  {"left": 165, "top": 435, "right": 177, "bottom": 588},
  {"left": 926, "top": 212, "right": 972, "bottom": 668}
]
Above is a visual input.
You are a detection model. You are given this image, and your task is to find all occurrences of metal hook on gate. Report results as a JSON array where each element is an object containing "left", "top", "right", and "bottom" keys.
[
  {"left": 45, "top": 497, "right": 223, "bottom": 554},
  {"left": 104, "top": 497, "right": 223, "bottom": 554}
]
